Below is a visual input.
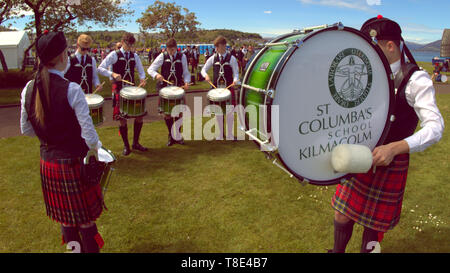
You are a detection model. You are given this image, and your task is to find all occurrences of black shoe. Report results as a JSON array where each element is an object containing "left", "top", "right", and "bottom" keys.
[
  {"left": 176, "top": 138, "right": 185, "bottom": 145},
  {"left": 132, "top": 143, "right": 148, "bottom": 152},
  {"left": 123, "top": 146, "right": 131, "bottom": 156},
  {"left": 167, "top": 135, "right": 176, "bottom": 147}
]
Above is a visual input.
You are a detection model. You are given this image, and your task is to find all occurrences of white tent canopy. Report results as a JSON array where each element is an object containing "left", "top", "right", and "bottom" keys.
[{"left": 0, "top": 31, "right": 31, "bottom": 70}]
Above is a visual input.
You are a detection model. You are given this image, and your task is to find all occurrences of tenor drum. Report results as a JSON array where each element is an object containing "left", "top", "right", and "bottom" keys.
[
  {"left": 207, "top": 88, "right": 232, "bottom": 115},
  {"left": 159, "top": 86, "right": 185, "bottom": 115},
  {"left": 119, "top": 86, "right": 148, "bottom": 118},
  {"left": 85, "top": 94, "right": 104, "bottom": 126},
  {"left": 239, "top": 24, "right": 395, "bottom": 185}
]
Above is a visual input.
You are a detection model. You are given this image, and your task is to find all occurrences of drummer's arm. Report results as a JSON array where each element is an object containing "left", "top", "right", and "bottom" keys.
[
  {"left": 147, "top": 53, "right": 164, "bottom": 81},
  {"left": 68, "top": 82, "right": 102, "bottom": 150},
  {"left": 98, "top": 51, "right": 120, "bottom": 81},
  {"left": 201, "top": 56, "right": 214, "bottom": 82},
  {"left": 20, "top": 81, "right": 36, "bottom": 137},
  {"left": 134, "top": 52, "right": 146, "bottom": 82},
  {"left": 181, "top": 54, "right": 191, "bottom": 86},
  {"left": 91, "top": 57, "right": 101, "bottom": 87},
  {"left": 231, "top": 56, "right": 240, "bottom": 84},
  {"left": 373, "top": 72, "right": 444, "bottom": 167}
]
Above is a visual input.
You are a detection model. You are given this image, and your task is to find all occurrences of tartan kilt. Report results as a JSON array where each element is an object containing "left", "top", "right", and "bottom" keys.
[
  {"left": 40, "top": 157, "right": 105, "bottom": 226},
  {"left": 331, "top": 153, "right": 410, "bottom": 233},
  {"left": 112, "top": 82, "right": 123, "bottom": 121}
]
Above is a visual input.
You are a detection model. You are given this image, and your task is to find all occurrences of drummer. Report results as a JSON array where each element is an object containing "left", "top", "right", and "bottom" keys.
[
  {"left": 64, "top": 34, "right": 102, "bottom": 94},
  {"left": 201, "top": 36, "right": 239, "bottom": 140},
  {"left": 98, "top": 32, "right": 148, "bottom": 156},
  {"left": 147, "top": 38, "right": 190, "bottom": 146},
  {"left": 20, "top": 31, "right": 105, "bottom": 253},
  {"left": 329, "top": 16, "right": 444, "bottom": 253}
]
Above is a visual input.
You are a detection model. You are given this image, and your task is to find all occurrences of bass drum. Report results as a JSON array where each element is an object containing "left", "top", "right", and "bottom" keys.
[{"left": 239, "top": 24, "right": 395, "bottom": 185}]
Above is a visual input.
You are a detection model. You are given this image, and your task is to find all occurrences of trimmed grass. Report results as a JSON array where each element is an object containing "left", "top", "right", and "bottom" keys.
[{"left": 0, "top": 93, "right": 449, "bottom": 253}]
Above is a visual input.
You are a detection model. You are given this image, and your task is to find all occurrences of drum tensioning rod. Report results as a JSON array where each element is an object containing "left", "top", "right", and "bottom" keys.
[
  {"left": 244, "top": 128, "right": 277, "bottom": 152},
  {"left": 241, "top": 84, "right": 274, "bottom": 99},
  {"left": 272, "top": 158, "right": 294, "bottom": 178}
]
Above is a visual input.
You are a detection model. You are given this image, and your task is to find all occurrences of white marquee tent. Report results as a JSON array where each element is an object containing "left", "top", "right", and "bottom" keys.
[{"left": 0, "top": 31, "right": 31, "bottom": 70}]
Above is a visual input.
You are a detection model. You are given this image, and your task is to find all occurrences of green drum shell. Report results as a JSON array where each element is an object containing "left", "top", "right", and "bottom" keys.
[
  {"left": 242, "top": 33, "right": 306, "bottom": 134},
  {"left": 159, "top": 87, "right": 185, "bottom": 115},
  {"left": 120, "top": 87, "right": 147, "bottom": 118},
  {"left": 85, "top": 94, "right": 104, "bottom": 126}
]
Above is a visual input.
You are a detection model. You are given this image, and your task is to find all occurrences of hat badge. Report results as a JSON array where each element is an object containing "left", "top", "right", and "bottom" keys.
[{"left": 370, "top": 29, "right": 377, "bottom": 38}]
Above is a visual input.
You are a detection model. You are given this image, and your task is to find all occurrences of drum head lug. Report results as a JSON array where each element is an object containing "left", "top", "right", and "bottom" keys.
[{"left": 267, "top": 89, "right": 275, "bottom": 99}]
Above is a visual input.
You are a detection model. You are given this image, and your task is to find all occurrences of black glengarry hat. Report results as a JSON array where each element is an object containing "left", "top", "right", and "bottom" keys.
[
  {"left": 360, "top": 15, "right": 402, "bottom": 41},
  {"left": 36, "top": 31, "right": 67, "bottom": 64}
]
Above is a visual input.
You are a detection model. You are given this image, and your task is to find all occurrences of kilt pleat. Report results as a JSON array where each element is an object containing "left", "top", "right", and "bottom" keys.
[
  {"left": 40, "top": 158, "right": 105, "bottom": 226},
  {"left": 331, "top": 153, "right": 410, "bottom": 232}
]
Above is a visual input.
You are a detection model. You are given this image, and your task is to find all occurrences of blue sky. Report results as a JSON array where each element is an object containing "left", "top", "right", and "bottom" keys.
[{"left": 9, "top": 0, "right": 449, "bottom": 44}]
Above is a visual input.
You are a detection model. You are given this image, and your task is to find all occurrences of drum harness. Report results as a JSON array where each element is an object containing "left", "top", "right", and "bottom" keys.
[
  {"left": 215, "top": 55, "right": 230, "bottom": 88},
  {"left": 166, "top": 54, "right": 181, "bottom": 86},
  {"left": 123, "top": 52, "right": 135, "bottom": 87},
  {"left": 72, "top": 54, "right": 92, "bottom": 93}
]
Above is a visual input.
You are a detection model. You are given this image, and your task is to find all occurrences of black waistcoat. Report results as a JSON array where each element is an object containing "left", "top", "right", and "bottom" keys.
[
  {"left": 64, "top": 54, "right": 93, "bottom": 94},
  {"left": 383, "top": 63, "right": 420, "bottom": 144},
  {"left": 213, "top": 53, "right": 233, "bottom": 88},
  {"left": 25, "top": 74, "right": 89, "bottom": 160}
]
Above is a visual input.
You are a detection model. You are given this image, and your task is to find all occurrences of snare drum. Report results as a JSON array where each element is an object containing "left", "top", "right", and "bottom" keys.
[
  {"left": 207, "top": 88, "right": 232, "bottom": 115},
  {"left": 119, "top": 86, "right": 148, "bottom": 118},
  {"left": 239, "top": 24, "right": 395, "bottom": 185},
  {"left": 97, "top": 147, "right": 116, "bottom": 197},
  {"left": 85, "top": 94, "right": 104, "bottom": 126},
  {"left": 159, "top": 86, "right": 185, "bottom": 115}
]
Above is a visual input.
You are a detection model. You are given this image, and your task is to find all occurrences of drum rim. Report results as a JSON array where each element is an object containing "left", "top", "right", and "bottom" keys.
[
  {"left": 159, "top": 86, "right": 185, "bottom": 99},
  {"left": 207, "top": 88, "right": 232, "bottom": 102},
  {"left": 85, "top": 94, "right": 105, "bottom": 108},
  {"left": 120, "top": 87, "right": 147, "bottom": 99},
  {"left": 99, "top": 147, "right": 116, "bottom": 162},
  {"left": 241, "top": 25, "right": 395, "bottom": 185}
]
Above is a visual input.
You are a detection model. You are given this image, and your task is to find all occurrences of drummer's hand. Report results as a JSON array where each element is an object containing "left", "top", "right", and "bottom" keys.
[
  {"left": 183, "top": 83, "right": 189, "bottom": 90},
  {"left": 95, "top": 84, "right": 103, "bottom": 92},
  {"left": 204, "top": 75, "right": 210, "bottom": 83},
  {"left": 140, "top": 78, "right": 147, "bottom": 87},
  {"left": 372, "top": 141, "right": 409, "bottom": 167},
  {"left": 156, "top": 74, "right": 164, "bottom": 82},
  {"left": 112, "top": 73, "right": 122, "bottom": 82}
]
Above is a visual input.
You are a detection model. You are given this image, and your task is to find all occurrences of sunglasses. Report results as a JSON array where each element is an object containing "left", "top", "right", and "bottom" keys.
[{"left": 80, "top": 47, "right": 90, "bottom": 52}]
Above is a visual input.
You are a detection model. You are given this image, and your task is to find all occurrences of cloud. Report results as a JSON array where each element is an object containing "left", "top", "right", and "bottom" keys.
[
  {"left": 366, "top": 0, "right": 381, "bottom": 5},
  {"left": 264, "top": 11, "right": 272, "bottom": 14},
  {"left": 298, "top": 0, "right": 378, "bottom": 12}
]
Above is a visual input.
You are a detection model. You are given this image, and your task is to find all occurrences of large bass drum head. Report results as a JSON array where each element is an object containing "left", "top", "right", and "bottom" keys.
[{"left": 272, "top": 27, "right": 394, "bottom": 185}]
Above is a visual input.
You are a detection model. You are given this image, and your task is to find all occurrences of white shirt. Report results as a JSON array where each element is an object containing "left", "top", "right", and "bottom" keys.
[
  {"left": 201, "top": 52, "right": 240, "bottom": 83},
  {"left": 73, "top": 51, "right": 101, "bottom": 87},
  {"left": 97, "top": 47, "right": 146, "bottom": 81},
  {"left": 147, "top": 52, "right": 191, "bottom": 84},
  {"left": 20, "top": 69, "right": 102, "bottom": 150},
  {"left": 390, "top": 60, "right": 444, "bottom": 153}
]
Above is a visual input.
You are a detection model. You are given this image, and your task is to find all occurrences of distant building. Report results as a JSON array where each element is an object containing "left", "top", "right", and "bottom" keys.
[{"left": 0, "top": 31, "right": 31, "bottom": 70}]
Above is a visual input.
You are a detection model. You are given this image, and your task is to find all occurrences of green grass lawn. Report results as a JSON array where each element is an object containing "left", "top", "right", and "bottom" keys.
[{"left": 0, "top": 93, "right": 449, "bottom": 253}]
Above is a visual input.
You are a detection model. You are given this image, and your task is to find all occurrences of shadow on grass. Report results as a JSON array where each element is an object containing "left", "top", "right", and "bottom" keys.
[{"left": 115, "top": 139, "right": 249, "bottom": 177}]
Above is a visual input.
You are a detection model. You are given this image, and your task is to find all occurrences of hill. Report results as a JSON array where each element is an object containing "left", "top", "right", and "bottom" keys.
[{"left": 415, "top": 40, "right": 441, "bottom": 52}]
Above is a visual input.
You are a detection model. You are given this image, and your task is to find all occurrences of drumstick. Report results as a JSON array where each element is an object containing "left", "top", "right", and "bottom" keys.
[
  {"left": 226, "top": 83, "right": 235, "bottom": 89},
  {"left": 162, "top": 79, "right": 174, "bottom": 85},
  {"left": 121, "top": 79, "right": 135, "bottom": 86},
  {"left": 207, "top": 80, "right": 217, "bottom": 89},
  {"left": 92, "top": 82, "right": 105, "bottom": 94},
  {"left": 138, "top": 78, "right": 147, "bottom": 88}
]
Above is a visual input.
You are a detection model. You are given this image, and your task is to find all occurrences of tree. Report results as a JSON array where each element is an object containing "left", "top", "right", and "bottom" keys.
[
  {"left": 137, "top": 1, "right": 199, "bottom": 39},
  {"left": 19, "top": 0, "right": 132, "bottom": 70}
]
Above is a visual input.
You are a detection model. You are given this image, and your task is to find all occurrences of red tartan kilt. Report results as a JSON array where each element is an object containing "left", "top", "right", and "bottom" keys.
[
  {"left": 331, "top": 153, "right": 410, "bottom": 232},
  {"left": 40, "top": 158, "right": 105, "bottom": 226}
]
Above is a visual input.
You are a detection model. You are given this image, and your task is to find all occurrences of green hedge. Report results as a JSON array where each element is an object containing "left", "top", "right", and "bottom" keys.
[{"left": 0, "top": 70, "right": 35, "bottom": 89}]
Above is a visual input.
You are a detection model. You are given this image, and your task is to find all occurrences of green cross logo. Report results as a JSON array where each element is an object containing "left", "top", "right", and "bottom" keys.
[{"left": 329, "top": 48, "right": 373, "bottom": 108}]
